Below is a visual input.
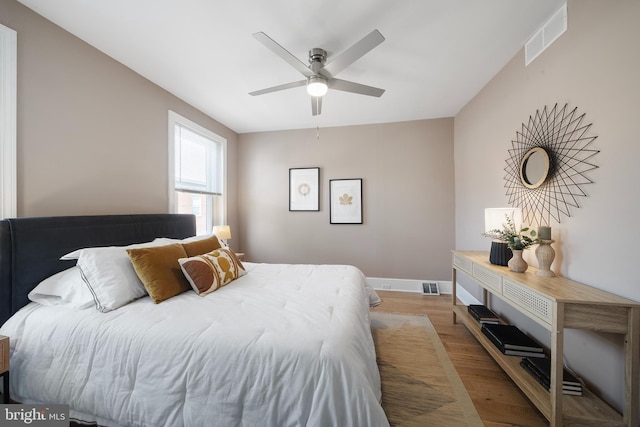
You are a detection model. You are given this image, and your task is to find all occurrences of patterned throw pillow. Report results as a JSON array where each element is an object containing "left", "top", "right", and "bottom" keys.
[{"left": 179, "top": 249, "right": 246, "bottom": 296}]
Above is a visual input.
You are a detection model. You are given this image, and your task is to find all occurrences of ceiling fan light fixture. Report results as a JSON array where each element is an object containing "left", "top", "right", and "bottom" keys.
[
  {"left": 251, "top": 30, "right": 385, "bottom": 114},
  {"left": 307, "top": 76, "right": 328, "bottom": 97}
]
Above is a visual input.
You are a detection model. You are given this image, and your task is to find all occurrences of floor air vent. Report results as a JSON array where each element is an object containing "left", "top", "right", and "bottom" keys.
[{"left": 422, "top": 282, "right": 440, "bottom": 296}]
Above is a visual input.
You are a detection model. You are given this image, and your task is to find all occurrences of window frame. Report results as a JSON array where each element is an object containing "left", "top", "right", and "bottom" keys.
[
  {"left": 168, "top": 111, "right": 227, "bottom": 233},
  {"left": 0, "top": 23, "right": 17, "bottom": 219}
]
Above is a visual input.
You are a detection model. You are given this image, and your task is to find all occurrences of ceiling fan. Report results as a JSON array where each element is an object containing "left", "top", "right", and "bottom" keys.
[{"left": 249, "top": 30, "right": 386, "bottom": 116}]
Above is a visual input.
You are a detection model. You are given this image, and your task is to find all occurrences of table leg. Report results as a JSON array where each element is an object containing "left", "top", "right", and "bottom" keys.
[{"left": 2, "top": 371, "right": 9, "bottom": 403}]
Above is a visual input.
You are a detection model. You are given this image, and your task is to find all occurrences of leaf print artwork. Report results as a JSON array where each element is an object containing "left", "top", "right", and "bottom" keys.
[
  {"left": 330, "top": 179, "right": 362, "bottom": 224},
  {"left": 339, "top": 193, "right": 353, "bottom": 205}
]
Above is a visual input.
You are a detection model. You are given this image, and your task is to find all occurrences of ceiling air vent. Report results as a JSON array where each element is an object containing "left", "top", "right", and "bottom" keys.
[{"left": 525, "top": 3, "right": 567, "bottom": 66}]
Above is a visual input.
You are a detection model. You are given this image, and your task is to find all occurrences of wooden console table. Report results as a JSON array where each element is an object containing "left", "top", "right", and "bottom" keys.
[{"left": 452, "top": 250, "right": 639, "bottom": 427}]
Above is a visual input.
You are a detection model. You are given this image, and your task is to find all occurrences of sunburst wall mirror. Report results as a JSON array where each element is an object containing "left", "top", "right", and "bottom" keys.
[{"left": 504, "top": 103, "right": 599, "bottom": 226}]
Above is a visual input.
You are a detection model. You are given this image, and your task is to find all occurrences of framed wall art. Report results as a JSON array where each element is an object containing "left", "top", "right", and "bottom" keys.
[
  {"left": 289, "top": 167, "right": 320, "bottom": 211},
  {"left": 330, "top": 178, "right": 362, "bottom": 224}
]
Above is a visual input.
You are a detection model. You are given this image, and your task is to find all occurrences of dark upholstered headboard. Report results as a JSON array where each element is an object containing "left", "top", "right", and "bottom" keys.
[{"left": 0, "top": 214, "right": 196, "bottom": 325}]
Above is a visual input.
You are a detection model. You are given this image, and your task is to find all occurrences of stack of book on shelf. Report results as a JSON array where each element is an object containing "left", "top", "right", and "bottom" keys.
[
  {"left": 481, "top": 323, "right": 545, "bottom": 358},
  {"left": 467, "top": 305, "right": 499, "bottom": 324},
  {"left": 520, "top": 357, "right": 583, "bottom": 396}
]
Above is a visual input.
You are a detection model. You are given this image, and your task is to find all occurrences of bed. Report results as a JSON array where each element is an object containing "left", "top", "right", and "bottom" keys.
[{"left": 0, "top": 214, "right": 388, "bottom": 427}]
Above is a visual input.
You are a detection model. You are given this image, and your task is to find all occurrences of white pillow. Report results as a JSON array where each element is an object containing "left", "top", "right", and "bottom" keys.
[
  {"left": 76, "top": 246, "right": 153, "bottom": 312},
  {"left": 366, "top": 284, "right": 382, "bottom": 308},
  {"left": 28, "top": 267, "right": 95, "bottom": 309},
  {"left": 60, "top": 237, "right": 176, "bottom": 261}
]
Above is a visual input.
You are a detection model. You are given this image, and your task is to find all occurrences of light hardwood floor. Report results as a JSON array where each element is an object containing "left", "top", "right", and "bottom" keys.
[{"left": 372, "top": 290, "right": 549, "bottom": 427}]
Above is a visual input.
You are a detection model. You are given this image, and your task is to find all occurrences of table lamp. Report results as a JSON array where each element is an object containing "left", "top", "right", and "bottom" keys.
[{"left": 213, "top": 225, "right": 231, "bottom": 247}]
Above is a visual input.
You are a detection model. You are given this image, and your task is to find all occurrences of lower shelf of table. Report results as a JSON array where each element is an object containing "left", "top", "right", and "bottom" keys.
[{"left": 452, "top": 304, "right": 624, "bottom": 426}]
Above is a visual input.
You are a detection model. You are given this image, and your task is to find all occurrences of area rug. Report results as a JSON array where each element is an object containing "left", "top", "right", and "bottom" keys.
[{"left": 370, "top": 312, "right": 483, "bottom": 427}]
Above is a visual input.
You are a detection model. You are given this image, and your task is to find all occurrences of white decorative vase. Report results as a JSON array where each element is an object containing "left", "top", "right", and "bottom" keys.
[
  {"left": 508, "top": 250, "right": 528, "bottom": 273},
  {"left": 535, "top": 239, "right": 556, "bottom": 277}
]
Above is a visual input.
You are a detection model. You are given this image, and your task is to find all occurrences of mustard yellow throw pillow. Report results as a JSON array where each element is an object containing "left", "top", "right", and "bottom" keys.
[
  {"left": 181, "top": 234, "right": 222, "bottom": 257},
  {"left": 179, "top": 248, "right": 246, "bottom": 296},
  {"left": 127, "top": 243, "right": 190, "bottom": 303}
]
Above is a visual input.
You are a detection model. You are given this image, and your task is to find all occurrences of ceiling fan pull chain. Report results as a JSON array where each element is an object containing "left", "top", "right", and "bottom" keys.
[{"left": 316, "top": 125, "right": 320, "bottom": 142}]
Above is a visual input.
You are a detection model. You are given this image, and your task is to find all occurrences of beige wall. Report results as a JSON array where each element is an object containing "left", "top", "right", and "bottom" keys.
[
  {"left": 7, "top": 0, "right": 637, "bottom": 415},
  {"left": 454, "top": 0, "right": 639, "bottom": 413},
  {"left": 0, "top": 0, "right": 239, "bottom": 238},
  {"left": 3, "top": 0, "right": 455, "bottom": 280},
  {"left": 238, "top": 119, "right": 455, "bottom": 280}
]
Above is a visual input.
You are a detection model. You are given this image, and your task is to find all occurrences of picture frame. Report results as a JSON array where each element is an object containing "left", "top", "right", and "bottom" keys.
[
  {"left": 329, "top": 178, "right": 363, "bottom": 224},
  {"left": 289, "top": 167, "right": 320, "bottom": 211}
]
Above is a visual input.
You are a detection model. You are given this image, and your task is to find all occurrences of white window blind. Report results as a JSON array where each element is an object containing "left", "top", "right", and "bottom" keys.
[
  {"left": 169, "top": 111, "right": 226, "bottom": 235},
  {"left": 174, "top": 124, "right": 222, "bottom": 196}
]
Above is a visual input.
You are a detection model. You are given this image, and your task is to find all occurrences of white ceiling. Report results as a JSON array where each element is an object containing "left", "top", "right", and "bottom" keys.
[{"left": 17, "top": 0, "right": 565, "bottom": 134}]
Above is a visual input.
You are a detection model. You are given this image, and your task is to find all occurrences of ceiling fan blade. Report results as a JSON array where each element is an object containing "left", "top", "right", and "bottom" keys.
[
  {"left": 249, "top": 80, "right": 306, "bottom": 96},
  {"left": 311, "top": 96, "right": 322, "bottom": 116},
  {"left": 253, "top": 32, "right": 314, "bottom": 78},
  {"left": 320, "top": 30, "right": 385, "bottom": 78},
  {"left": 329, "top": 78, "right": 385, "bottom": 97}
]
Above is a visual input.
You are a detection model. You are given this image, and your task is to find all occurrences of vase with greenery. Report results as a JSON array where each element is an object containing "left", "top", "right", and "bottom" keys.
[{"left": 483, "top": 214, "right": 537, "bottom": 272}]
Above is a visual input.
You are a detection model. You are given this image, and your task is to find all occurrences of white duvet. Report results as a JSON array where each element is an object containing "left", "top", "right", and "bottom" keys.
[{"left": 1, "top": 263, "right": 389, "bottom": 427}]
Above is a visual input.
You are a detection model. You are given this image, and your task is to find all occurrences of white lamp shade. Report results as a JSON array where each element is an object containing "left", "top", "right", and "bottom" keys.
[
  {"left": 213, "top": 225, "right": 231, "bottom": 240},
  {"left": 484, "top": 208, "right": 522, "bottom": 232}
]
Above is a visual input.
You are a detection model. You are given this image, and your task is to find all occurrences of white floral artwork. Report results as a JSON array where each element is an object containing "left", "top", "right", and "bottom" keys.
[{"left": 289, "top": 168, "right": 319, "bottom": 211}]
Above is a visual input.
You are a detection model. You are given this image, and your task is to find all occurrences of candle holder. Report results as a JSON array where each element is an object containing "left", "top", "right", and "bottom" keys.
[
  {"left": 537, "top": 226, "right": 552, "bottom": 241},
  {"left": 535, "top": 239, "right": 556, "bottom": 277}
]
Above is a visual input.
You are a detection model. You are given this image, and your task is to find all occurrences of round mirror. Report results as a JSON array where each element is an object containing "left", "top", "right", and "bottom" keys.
[{"left": 519, "top": 147, "right": 550, "bottom": 189}]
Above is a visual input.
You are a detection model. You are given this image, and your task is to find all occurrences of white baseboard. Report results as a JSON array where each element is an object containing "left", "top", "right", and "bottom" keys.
[
  {"left": 367, "top": 277, "right": 481, "bottom": 305},
  {"left": 367, "top": 277, "right": 453, "bottom": 295},
  {"left": 454, "top": 282, "right": 481, "bottom": 306}
]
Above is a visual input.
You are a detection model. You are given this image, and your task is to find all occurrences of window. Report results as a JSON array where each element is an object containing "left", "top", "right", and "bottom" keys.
[
  {"left": 169, "top": 111, "right": 226, "bottom": 235},
  {"left": 0, "top": 23, "right": 17, "bottom": 219}
]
